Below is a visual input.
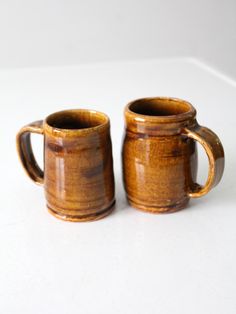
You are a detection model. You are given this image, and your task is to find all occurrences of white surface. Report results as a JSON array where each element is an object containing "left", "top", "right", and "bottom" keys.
[
  {"left": 0, "top": 58, "right": 236, "bottom": 314},
  {"left": 0, "top": 0, "right": 236, "bottom": 78}
]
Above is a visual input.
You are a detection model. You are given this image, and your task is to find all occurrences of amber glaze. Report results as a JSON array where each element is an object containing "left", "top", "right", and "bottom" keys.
[
  {"left": 122, "top": 97, "right": 225, "bottom": 213},
  {"left": 16, "top": 109, "right": 115, "bottom": 222}
]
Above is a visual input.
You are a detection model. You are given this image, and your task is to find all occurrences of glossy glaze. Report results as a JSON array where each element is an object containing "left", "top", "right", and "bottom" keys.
[
  {"left": 122, "top": 97, "right": 225, "bottom": 213},
  {"left": 17, "top": 109, "right": 115, "bottom": 221}
]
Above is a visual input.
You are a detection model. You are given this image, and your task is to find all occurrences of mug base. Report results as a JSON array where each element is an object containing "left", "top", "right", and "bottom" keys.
[
  {"left": 127, "top": 197, "right": 189, "bottom": 214},
  {"left": 47, "top": 200, "right": 116, "bottom": 222}
]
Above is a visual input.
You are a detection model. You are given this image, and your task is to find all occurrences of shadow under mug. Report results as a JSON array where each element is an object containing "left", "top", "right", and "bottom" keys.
[
  {"left": 122, "top": 97, "right": 225, "bottom": 213},
  {"left": 16, "top": 109, "right": 115, "bottom": 222}
]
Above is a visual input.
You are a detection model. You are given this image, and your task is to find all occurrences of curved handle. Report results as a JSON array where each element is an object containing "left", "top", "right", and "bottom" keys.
[
  {"left": 183, "top": 124, "right": 225, "bottom": 198},
  {"left": 16, "top": 120, "right": 44, "bottom": 185}
]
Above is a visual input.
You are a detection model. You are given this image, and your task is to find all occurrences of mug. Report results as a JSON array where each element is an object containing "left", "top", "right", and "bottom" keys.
[
  {"left": 122, "top": 97, "right": 224, "bottom": 213},
  {"left": 17, "top": 109, "right": 115, "bottom": 221}
]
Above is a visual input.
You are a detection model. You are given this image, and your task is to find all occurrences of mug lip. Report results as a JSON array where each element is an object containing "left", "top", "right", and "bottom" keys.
[
  {"left": 125, "top": 97, "right": 196, "bottom": 123},
  {"left": 44, "top": 109, "right": 110, "bottom": 136}
]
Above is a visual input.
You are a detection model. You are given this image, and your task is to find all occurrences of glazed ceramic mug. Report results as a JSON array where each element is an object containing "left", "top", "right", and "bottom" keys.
[
  {"left": 17, "top": 109, "right": 115, "bottom": 221},
  {"left": 122, "top": 97, "right": 224, "bottom": 213}
]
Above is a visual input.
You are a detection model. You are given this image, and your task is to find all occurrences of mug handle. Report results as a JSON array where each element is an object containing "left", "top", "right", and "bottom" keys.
[
  {"left": 16, "top": 120, "right": 44, "bottom": 186},
  {"left": 182, "top": 124, "right": 225, "bottom": 198}
]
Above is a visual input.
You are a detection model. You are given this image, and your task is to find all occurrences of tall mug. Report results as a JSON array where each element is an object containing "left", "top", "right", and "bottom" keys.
[{"left": 122, "top": 97, "right": 224, "bottom": 213}]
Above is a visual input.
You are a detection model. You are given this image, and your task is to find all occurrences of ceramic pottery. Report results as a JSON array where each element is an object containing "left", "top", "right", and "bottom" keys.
[
  {"left": 17, "top": 109, "right": 115, "bottom": 222},
  {"left": 122, "top": 97, "right": 224, "bottom": 213}
]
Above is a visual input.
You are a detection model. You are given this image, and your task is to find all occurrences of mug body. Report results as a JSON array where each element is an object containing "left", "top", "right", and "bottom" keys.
[
  {"left": 44, "top": 109, "right": 115, "bottom": 221},
  {"left": 122, "top": 97, "right": 198, "bottom": 213}
]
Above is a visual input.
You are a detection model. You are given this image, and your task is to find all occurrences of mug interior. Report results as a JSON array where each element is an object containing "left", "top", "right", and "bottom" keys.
[
  {"left": 46, "top": 110, "right": 108, "bottom": 130},
  {"left": 128, "top": 98, "right": 192, "bottom": 117}
]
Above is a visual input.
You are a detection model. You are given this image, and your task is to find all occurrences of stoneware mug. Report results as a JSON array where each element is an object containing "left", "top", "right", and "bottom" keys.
[
  {"left": 17, "top": 109, "right": 115, "bottom": 222},
  {"left": 122, "top": 97, "right": 225, "bottom": 213}
]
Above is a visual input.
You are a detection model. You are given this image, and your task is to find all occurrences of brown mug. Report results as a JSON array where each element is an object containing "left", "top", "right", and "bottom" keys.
[
  {"left": 122, "top": 97, "right": 225, "bottom": 213},
  {"left": 17, "top": 109, "right": 115, "bottom": 221}
]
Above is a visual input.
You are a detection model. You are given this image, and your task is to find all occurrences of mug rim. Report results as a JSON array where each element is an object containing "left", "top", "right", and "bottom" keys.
[
  {"left": 125, "top": 97, "right": 196, "bottom": 123},
  {"left": 44, "top": 109, "right": 110, "bottom": 136}
]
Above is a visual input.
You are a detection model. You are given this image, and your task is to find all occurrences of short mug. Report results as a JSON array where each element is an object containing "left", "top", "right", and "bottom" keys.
[
  {"left": 122, "top": 97, "right": 225, "bottom": 213},
  {"left": 17, "top": 109, "right": 115, "bottom": 221}
]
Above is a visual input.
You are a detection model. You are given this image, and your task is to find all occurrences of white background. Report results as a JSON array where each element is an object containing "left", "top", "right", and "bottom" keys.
[
  {"left": 0, "top": 1, "right": 236, "bottom": 313},
  {"left": 0, "top": 0, "right": 235, "bottom": 78}
]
